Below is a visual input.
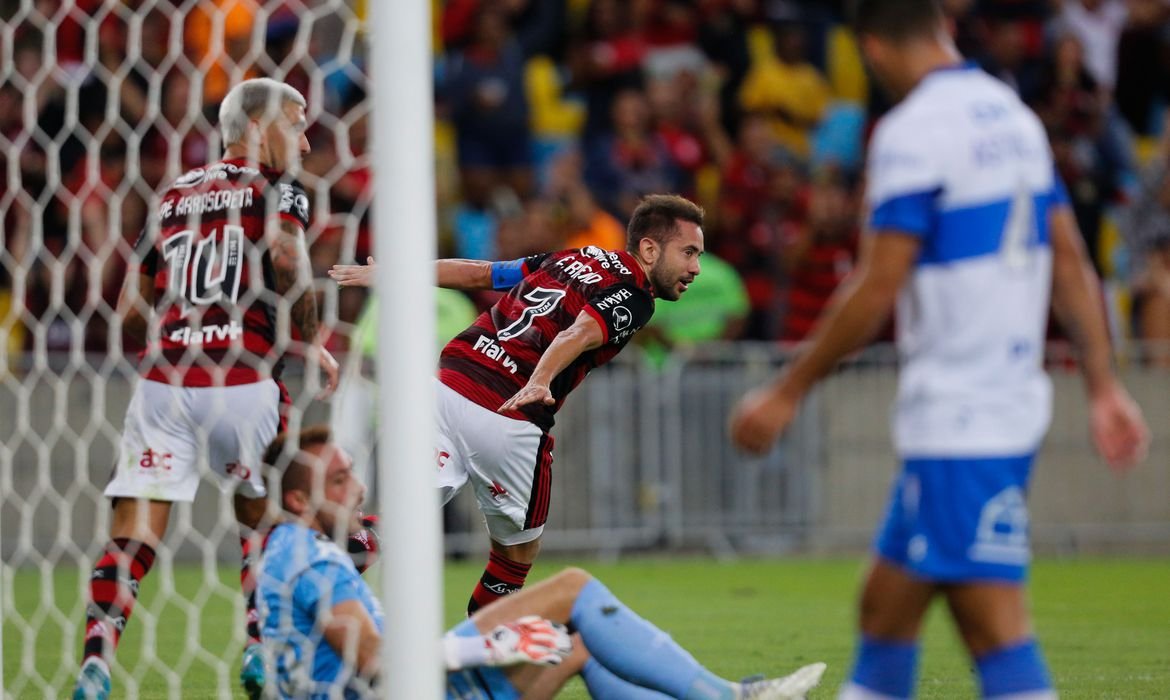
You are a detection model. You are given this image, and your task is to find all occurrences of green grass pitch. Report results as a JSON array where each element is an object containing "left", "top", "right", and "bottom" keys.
[{"left": 4, "top": 557, "right": 1167, "bottom": 698}]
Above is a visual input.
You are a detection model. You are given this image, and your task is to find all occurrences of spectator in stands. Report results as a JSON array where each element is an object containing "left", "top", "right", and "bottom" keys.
[
  {"left": 1121, "top": 119, "right": 1170, "bottom": 366},
  {"left": 544, "top": 148, "right": 627, "bottom": 252},
  {"left": 1114, "top": 0, "right": 1170, "bottom": 136},
  {"left": 568, "top": 0, "right": 649, "bottom": 145},
  {"left": 638, "top": 252, "right": 750, "bottom": 368},
  {"left": 584, "top": 88, "right": 683, "bottom": 220},
  {"left": 1057, "top": 0, "right": 1128, "bottom": 92},
  {"left": 696, "top": 0, "right": 756, "bottom": 136},
  {"left": 442, "top": 2, "right": 534, "bottom": 208},
  {"left": 715, "top": 113, "right": 805, "bottom": 339},
  {"left": 1031, "top": 31, "right": 1124, "bottom": 272},
  {"left": 738, "top": 22, "right": 831, "bottom": 159},
  {"left": 975, "top": 16, "right": 1044, "bottom": 100},
  {"left": 779, "top": 168, "right": 859, "bottom": 343},
  {"left": 647, "top": 70, "right": 734, "bottom": 183}
]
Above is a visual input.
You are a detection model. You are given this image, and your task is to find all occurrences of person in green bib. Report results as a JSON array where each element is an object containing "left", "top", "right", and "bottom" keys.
[
  {"left": 331, "top": 286, "right": 480, "bottom": 484},
  {"left": 638, "top": 253, "right": 749, "bottom": 369}
]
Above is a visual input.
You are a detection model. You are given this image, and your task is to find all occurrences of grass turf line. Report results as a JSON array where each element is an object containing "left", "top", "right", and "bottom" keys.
[{"left": 3, "top": 558, "right": 1166, "bottom": 698}]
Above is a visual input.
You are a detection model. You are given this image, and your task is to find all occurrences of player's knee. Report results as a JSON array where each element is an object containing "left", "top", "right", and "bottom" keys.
[{"left": 554, "top": 567, "right": 593, "bottom": 593}]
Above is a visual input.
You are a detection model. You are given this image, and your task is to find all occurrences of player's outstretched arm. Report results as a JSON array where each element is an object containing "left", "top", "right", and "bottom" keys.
[
  {"left": 498, "top": 312, "right": 605, "bottom": 413},
  {"left": 269, "top": 219, "right": 339, "bottom": 398},
  {"left": 730, "top": 232, "right": 918, "bottom": 455},
  {"left": 329, "top": 258, "right": 500, "bottom": 291},
  {"left": 115, "top": 271, "right": 155, "bottom": 347},
  {"left": 1049, "top": 207, "right": 1150, "bottom": 470}
]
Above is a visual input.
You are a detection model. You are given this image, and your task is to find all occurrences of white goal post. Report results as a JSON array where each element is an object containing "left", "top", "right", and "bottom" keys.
[{"left": 0, "top": 0, "right": 441, "bottom": 696}]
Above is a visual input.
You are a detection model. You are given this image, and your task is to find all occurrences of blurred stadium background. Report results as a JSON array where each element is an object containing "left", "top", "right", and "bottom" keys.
[{"left": 0, "top": 0, "right": 1167, "bottom": 697}]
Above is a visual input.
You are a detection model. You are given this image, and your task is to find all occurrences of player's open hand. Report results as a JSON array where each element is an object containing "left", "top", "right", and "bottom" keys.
[
  {"left": 329, "top": 256, "right": 376, "bottom": 287},
  {"left": 498, "top": 384, "right": 555, "bottom": 413},
  {"left": 1089, "top": 380, "right": 1149, "bottom": 472},
  {"left": 484, "top": 616, "right": 573, "bottom": 667},
  {"left": 729, "top": 385, "right": 798, "bottom": 455}
]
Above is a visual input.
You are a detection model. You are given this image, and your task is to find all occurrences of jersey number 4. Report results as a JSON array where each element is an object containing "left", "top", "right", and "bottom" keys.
[
  {"left": 497, "top": 288, "right": 566, "bottom": 341},
  {"left": 162, "top": 225, "right": 245, "bottom": 309},
  {"left": 1001, "top": 184, "right": 1037, "bottom": 270}
]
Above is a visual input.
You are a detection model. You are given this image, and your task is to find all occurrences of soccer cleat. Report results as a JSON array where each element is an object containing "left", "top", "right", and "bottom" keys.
[
  {"left": 739, "top": 662, "right": 827, "bottom": 700},
  {"left": 240, "top": 643, "right": 266, "bottom": 700},
  {"left": 72, "top": 658, "right": 111, "bottom": 700}
]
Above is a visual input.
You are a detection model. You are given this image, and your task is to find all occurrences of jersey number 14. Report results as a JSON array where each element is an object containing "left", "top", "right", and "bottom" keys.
[{"left": 162, "top": 225, "right": 246, "bottom": 308}]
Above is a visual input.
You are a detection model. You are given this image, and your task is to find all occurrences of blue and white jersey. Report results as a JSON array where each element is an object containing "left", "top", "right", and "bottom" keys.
[
  {"left": 866, "top": 63, "right": 1066, "bottom": 458},
  {"left": 257, "top": 522, "right": 385, "bottom": 699}
]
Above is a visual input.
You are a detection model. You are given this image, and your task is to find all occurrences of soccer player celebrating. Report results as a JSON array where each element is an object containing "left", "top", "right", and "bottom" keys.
[
  {"left": 728, "top": 2, "right": 1150, "bottom": 699},
  {"left": 331, "top": 194, "right": 705, "bottom": 615},
  {"left": 73, "top": 78, "right": 340, "bottom": 700},
  {"left": 256, "top": 425, "right": 826, "bottom": 699}
]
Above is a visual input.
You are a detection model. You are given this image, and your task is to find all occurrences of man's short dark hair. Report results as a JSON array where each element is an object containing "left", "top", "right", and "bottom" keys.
[
  {"left": 626, "top": 194, "right": 704, "bottom": 252},
  {"left": 849, "top": 0, "right": 944, "bottom": 41},
  {"left": 263, "top": 425, "right": 334, "bottom": 500}
]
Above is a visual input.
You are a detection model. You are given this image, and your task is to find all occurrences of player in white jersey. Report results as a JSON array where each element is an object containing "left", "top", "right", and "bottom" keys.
[{"left": 729, "top": 1, "right": 1149, "bottom": 698}]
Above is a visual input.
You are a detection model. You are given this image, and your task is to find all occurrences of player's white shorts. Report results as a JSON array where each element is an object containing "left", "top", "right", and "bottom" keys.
[
  {"left": 435, "top": 381, "right": 554, "bottom": 546},
  {"left": 105, "top": 378, "right": 284, "bottom": 502}
]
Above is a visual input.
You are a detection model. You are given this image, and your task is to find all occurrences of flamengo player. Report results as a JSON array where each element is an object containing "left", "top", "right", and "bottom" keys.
[
  {"left": 73, "top": 79, "right": 341, "bottom": 700},
  {"left": 331, "top": 194, "right": 705, "bottom": 613},
  {"left": 730, "top": 2, "right": 1149, "bottom": 698}
]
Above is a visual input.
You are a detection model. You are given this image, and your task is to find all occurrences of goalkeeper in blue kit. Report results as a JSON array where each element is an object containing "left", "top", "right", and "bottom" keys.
[{"left": 255, "top": 425, "right": 826, "bottom": 699}]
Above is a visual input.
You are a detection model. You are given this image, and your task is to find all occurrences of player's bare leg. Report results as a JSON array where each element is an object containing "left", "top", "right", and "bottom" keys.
[
  {"left": 856, "top": 558, "right": 935, "bottom": 641},
  {"left": 944, "top": 583, "right": 1054, "bottom": 698},
  {"left": 475, "top": 568, "right": 825, "bottom": 700},
  {"left": 840, "top": 558, "right": 935, "bottom": 700},
  {"left": 467, "top": 535, "right": 542, "bottom": 615},
  {"left": 74, "top": 498, "right": 172, "bottom": 700},
  {"left": 235, "top": 493, "right": 276, "bottom": 699}
]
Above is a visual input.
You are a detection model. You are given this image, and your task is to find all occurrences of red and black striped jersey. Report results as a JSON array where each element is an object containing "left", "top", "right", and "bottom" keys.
[
  {"left": 439, "top": 246, "right": 655, "bottom": 431},
  {"left": 133, "top": 158, "right": 311, "bottom": 387}
]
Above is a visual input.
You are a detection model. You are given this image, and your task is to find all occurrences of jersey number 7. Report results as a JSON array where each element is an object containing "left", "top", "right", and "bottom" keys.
[{"left": 497, "top": 288, "right": 566, "bottom": 341}]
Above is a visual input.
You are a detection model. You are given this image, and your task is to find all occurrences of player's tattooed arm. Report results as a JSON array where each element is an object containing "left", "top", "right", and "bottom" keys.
[
  {"left": 269, "top": 218, "right": 340, "bottom": 397},
  {"left": 270, "top": 219, "right": 320, "bottom": 341},
  {"left": 115, "top": 272, "right": 155, "bottom": 346},
  {"left": 498, "top": 311, "right": 605, "bottom": 413}
]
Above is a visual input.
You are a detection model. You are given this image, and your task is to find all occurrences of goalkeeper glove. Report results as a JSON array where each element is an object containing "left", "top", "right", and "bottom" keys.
[
  {"left": 347, "top": 515, "right": 380, "bottom": 574},
  {"left": 483, "top": 615, "right": 573, "bottom": 667}
]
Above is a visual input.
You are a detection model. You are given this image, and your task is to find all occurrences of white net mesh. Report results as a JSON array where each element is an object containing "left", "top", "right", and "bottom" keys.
[{"left": 1, "top": 1, "right": 369, "bottom": 696}]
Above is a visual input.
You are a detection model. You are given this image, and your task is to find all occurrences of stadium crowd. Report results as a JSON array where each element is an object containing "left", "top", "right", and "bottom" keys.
[{"left": 3, "top": 0, "right": 1169, "bottom": 364}]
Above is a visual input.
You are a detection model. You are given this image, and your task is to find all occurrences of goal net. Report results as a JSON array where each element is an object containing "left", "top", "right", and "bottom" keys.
[{"left": 0, "top": 1, "right": 377, "bottom": 696}]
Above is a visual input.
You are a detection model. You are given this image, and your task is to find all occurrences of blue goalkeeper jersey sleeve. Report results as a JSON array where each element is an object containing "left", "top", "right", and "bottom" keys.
[{"left": 257, "top": 522, "right": 384, "bottom": 699}]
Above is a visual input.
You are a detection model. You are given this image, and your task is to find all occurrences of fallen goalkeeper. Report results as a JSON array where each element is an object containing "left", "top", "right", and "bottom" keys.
[{"left": 256, "top": 424, "right": 825, "bottom": 699}]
